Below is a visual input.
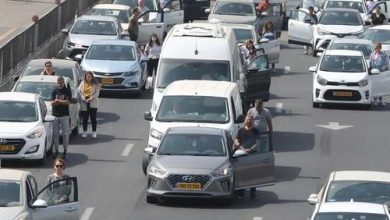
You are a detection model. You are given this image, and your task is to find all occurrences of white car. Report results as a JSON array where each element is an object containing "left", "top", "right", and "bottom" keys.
[
  {"left": 0, "top": 92, "right": 54, "bottom": 163},
  {"left": 310, "top": 49, "right": 390, "bottom": 108},
  {"left": 12, "top": 76, "right": 80, "bottom": 135},
  {"left": 0, "top": 168, "right": 80, "bottom": 220},
  {"left": 310, "top": 202, "right": 390, "bottom": 220},
  {"left": 288, "top": 8, "right": 365, "bottom": 56},
  {"left": 327, "top": 38, "right": 373, "bottom": 62},
  {"left": 323, "top": 0, "right": 367, "bottom": 21},
  {"left": 359, "top": 25, "right": 390, "bottom": 54},
  {"left": 90, "top": 4, "right": 131, "bottom": 30}
]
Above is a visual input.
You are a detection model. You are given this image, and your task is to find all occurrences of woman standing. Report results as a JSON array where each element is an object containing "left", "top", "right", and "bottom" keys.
[
  {"left": 369, "top": 42, "right": 389, "bottom": 105},
  {"left": 240, "top": 39, "right": 257, "bottom": 65},
  {"left": 262, "top": 21, "right": 276, "bottom": 40},
  {"left": 78, "top": 71, "right": 100, "bottom": 138},
  {"left": 144, "top": 33, "right": 162, "bottom": 89},
  {"left": 46, "top": 158, "right": 71, "bottom": 204}
]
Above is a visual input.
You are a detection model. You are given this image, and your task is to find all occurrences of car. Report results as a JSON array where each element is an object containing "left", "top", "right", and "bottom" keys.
[
  {"left": 0, "top": 168, "right": 80, "bottom": 220},
  {"left": 80, "top": 40, "right": 147, "bottom": 95},
  {"left": 12, "top": 75, "right": 80, "bottom": 135},
  {"left": 323, "top": 0, "right": 367, "bottom": 21},
  {"left": 327, "top": 38, "right": 374, "bottom": 64},
  {"left": 288, "top": 8, "right": 365, "bottom": 57},
  {"left": 113, "top": 0, "right": 158, "bottom": 11},
  {"left": 309, "top": 202, "right": 390, "bottom": 220},
  {"left": 359, "top": 25, "right": 390, "bottom": 54},
  {"left": 145, "top": 126, "right": 274, "bottom": 203},
  {"left": 90, "top": 4, "right": 131, "bottom": 30},
  {"left": 14, "top": 59, "right": 84, "bottom": 87},
  {"left": 60, "top": 15, "right": 127, "bottom": 60},
  {"left": 307, "top": 170, "right": 390, "bottom": 206},
  {"left": 0, "top": 92, "right": 54, "bottom": 163},
  {"left": 256, "top": 3, "right": 284, "bottom": 38}
]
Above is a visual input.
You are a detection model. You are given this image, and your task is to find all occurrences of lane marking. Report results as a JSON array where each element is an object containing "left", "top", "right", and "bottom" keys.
[
  {"left": 121, "top": 143, "right": 134, "bottom": 157},
  {"left": 253, "top": 217, "right": 263, "bottom": 220},
  {"left": 80, "top": 207, "right": 95, "bottom": 220},
  {"left": 276, "top": 103, "right": 283, "bottom": 113}
]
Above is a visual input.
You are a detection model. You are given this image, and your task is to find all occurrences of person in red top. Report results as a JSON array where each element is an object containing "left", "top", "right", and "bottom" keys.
[{"left": 256, "top": 0, "right": 270, "bottom": 13}]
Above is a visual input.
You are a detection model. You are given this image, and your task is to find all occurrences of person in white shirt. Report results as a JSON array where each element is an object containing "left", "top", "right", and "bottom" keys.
[{"left": 144, "top": 33, "right": 162, "bottom": 89}]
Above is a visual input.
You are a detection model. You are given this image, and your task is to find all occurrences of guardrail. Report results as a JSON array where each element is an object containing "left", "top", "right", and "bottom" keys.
[{"left": 0, "top": 0, "right": 108, "bottom": 86}]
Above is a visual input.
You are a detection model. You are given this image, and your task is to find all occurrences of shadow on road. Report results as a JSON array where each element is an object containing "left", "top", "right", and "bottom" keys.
[
  {"left": 267, "top": 107, "right": 308, "bottom": 118},
  {"left": 70, "top": 134, "right": 116, "bottom": 145},
  {"left": 269, "top": 93, "right": 297, "bottom": 100},
  {"left": 274, "top": 165, "right": 302, "bottom": 182},
  {"left": 96, "top": 111, "right": 120, "bottom": 125},
  {"left": 319, "top": 103, "right": 390, "bottom": 112},
  {"left": 273, "top": 131, "right": 314, "bottom": 152},
  {"left": 99, "top": 90, "right": 153, "bottom": 100}
]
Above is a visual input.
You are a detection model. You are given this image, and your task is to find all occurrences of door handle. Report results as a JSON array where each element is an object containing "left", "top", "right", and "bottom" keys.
[{"left": 65, "top": 207, "right": 77, "bottom": 212}]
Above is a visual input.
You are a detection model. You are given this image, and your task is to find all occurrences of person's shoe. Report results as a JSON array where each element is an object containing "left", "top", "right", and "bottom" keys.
[
  {"left": 81, "top": 132, "right": 87, "bottom": 138},
  {"left": 92, "top": 132, "right": 97, "bottom": 139}
]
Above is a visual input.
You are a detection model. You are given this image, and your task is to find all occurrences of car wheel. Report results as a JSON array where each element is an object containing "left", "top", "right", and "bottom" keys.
[
  {"left": 146, "top": 195, "right": 158, "bottom": 204},
  {"left": 142, "top": 154, "right": 151, "bottom": 175},
  {"left": 313, "top": 102, "right": 320, "bottom": 108}
]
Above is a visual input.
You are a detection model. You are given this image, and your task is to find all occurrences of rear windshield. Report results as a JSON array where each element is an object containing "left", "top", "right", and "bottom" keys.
[
  {"left": 22, "top": 66, "right": 74, "bottom": 81},
  {"left": 90, "top": 8, "right": 129, "bottom": 23}
]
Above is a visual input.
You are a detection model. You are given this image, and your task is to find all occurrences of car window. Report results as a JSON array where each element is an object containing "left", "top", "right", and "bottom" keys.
[
  {"left": 35, "top": 178, "right": 77, "bottom": 207},
  {"left": 328, "top": 43, "right": 373, "bottom": 59},
  {"left": 0, "top": 101, "right": 38, "bottom": 122},
  {"left": 114, "top": 0, "right": 156, "bottom": 11},
  {"left": 314, "top": 213, "right": 388, "bottom": 220},
  {"left": 0, "top": 180, "right": 22, "bottom": 207},
  {"left": 319, "top": 11, "right": 362, "bottom": 25},
  {"left": 38, "top": 98, "right": 47, "bottom": 119},
  {"left": 22, "top": 66, "right": 74, "bottom": 81},
  {"left": 250, "top": 55, "right": 269, "bottom": 70},
  {"left": 233, "top": 28, "right": 254, "bottom": 43},
  {"left": 359, "top": 29, "right": 390, "bottom": 44},
  {"left": 320, "top": 55, "right": 365, "bottom": 72},
  {"left": 71, "top": 20, "right": 117, "bottom": 36},
  {"left": 86, "top": 44, "right": 135, "bottom": 61},
  {"left": 90, "top": 8, "right": 130, "bottom": 23},
  {"left": 14, "top": 82, "right": 56, "bottom": 101},
  {"left": 214, "top": 2, "right": 255, "bottom": 16},
  {"left": 27, "top": 176, "right": 38, "bottom": 197},
  {"left": 325, "top": 1, "right": 364, "bottom": 13}
]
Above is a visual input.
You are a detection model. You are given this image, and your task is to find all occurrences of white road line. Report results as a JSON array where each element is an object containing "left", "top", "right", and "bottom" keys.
[
  {"left": 276, "top": 102, "right": 283, "bottom": 113},
  {"left": 253, "top": 217, "right": 263, "bottom": 220},
  {"left": 121, "top": 143, "right": 134, "bottom": 157},
  {"left": 80, "top": 207, "right": 95, "bottom": 220}
]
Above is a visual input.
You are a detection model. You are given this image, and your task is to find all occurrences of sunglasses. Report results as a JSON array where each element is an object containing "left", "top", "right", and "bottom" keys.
[
  {"left": 55, "top": 164, "right": 64, "bottom": 168},
  {"left": 45, "top": 65, "right": 52, "bottom": 67}
]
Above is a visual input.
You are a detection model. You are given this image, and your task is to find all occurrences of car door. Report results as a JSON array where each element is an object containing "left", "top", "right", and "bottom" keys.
[
  {"left": 368, "top": 2, "right": 390, "bottom": 20},
  {"left": 258, "top": 3, "right": 283, "bottom": 37},
  {"left": 30, "top": 177, "right": 79, "bottom": 220},
  {"left": 161, "top": 0, "right": 184, "bottom": 31},
  {"left": 39, "top": 98, "right": 52, "bottom": 150},
  {"left": 245, "top": 55, "right": 272, "bottom": 102},
  {"left": 258, "top": 39, "right": 280, "bottom": 64},
  {"left": 370, "top": 69, "right": 390, "bottom": 97},
  {"left": 138, "top": 11, "right": 164, "bottom": 45},
  {"left": 185, "top": 0, "right": 210, "bottom": 21},
  {"left": 232, "top": 133, "right": 274, "bottom": 189},
  {"left": 288, "top": 9, "right": 314, "bottom": 46}
]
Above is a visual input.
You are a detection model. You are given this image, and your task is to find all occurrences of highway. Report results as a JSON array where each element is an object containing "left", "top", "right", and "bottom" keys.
[{"left": 2, "top": 32, "right": 390, "bottom": 220}]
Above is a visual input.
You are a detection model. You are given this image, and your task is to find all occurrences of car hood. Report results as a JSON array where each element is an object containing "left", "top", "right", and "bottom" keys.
[
  {"left": 152, "top": 155, "right": 228, "bottom": 173},
  {"left": 318, "top": 71, "right": 367, "bottom": 82},
  {"left": 317, "top": 25, "right": 364, "bottom": 34},
  {"left": 68, "top": 34, "right": 119, "bottom": 47},
  {"left": 0, "top": 121, "right": 40, "bottom": 135},
  {"left": 209, "top": 14, "right": 256, "bottom": 24},
  {"left": 0, "top": 207, "right": 24, "bottom": 219},
  {"left": 151, "top": 121, "right": 230, "bottom": 134},
  {"left": 81, "top": 59, "right": 139, "bottom": 73}
]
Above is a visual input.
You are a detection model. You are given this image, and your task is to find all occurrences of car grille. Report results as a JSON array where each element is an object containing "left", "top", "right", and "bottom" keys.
[
  {"left": 326, "top": 81, "right": 359, "bottom": 86},
  {"left": 323, "top": 89, "right": 361, "bottom": 101},
  {"left": 0, "top": 139, "right": 26, "bottom": 154},
  {"left": 94, "top": 72, "right": 123, "bottom": 76},
  {"left": 166, "top": 174, "right": 211, "bottom": 189}
]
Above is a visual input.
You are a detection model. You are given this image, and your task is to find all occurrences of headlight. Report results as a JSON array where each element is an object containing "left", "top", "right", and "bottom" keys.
[
  {"left": 211, "top": 162, "right": 233, "bottom": 177},
  {"left": 148, "top": 166, "right": 167, "bottom": 178},
  {"left": 123, "top": 71, "right": 138, "bottom": 76},
  {"left": 317, "top": 76, "right": 327, "bottom": 86},
  {"left": 317, "top": 28, "right": 331, "bottom": 35},
  {"left": 27, "top": 128, "right": 44, "bottom": 139},
  {"left": 25, "top": 145, "right": 39, "bottom": 154},
  {"left": 150, "top": 128, "right": 163, "bottom": 140},
  {"left": 358, "top": 79, "right": 368, "bottom": 87}
]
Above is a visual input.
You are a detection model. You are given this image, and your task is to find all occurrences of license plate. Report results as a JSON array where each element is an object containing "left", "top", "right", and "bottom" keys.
[
  {"left": 101, "top": 78, "right": 114, "bottom": 85},
  {"left": 0, "top": 145, "right": 15, "bottom": 151},
  {"left": 176, "top": 183, "right": 201, "bottom": 191},
  {"left": 333, "top": 91, "right": 352, "bottom": 97}
]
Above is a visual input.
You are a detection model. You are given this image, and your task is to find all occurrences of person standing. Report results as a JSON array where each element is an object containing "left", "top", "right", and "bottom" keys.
[
  {"left": 240, "top": 39, "right": 257, "bottom": 65},
  {"left": 247, "top": 99, "right": 273, "bottom": 133},
  {"left": 50, "top": 76, "right": 72, "bottom": 158},
  {"left": 128, "top": 8, "right": 141, "bottom": 42},
  {"left": 369, "top": 42, "right": 389, "bottom": 105},
  {"left": 78, "top": 71, "right": 100, "bottom": 138},
  {"left": 371, "top": 6, "right": 387, "bottom": 25},
  {"left": 262, "top": 21, "right": 276, "bottom": 40},
  {"left": 144, "top": 33, "right": 162, "bottom": 89},
  {"left": 46, "top": 158, "right": 71, "bottom": 205},
  {"left": 304, "top": 6, "right": 318, "bottom": 55},
  {"left": 41, "top": 61, "right": 55, "bottom": 75}
]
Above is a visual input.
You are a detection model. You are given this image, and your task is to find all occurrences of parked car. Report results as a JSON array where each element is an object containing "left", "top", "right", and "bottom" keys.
[
  {"left": 359, "top": 25, "right": 390, "bottom": 54},
  {"left": 323, "top": 0, "right": 367, "bottom": 21},
  {"left": 0, "top": 168, "right": 80, "bottom": 220},
  {"left": 145, "top": 127, "right": 274, "bottom": 203},
  {"left": 0, "top": 92, "right": 54, "bottom": 163},
  {"left": 90, "top": 4, "right": 131, "bottom": 30},
  {"left": 327, "top": 38, "right": 374, "bottom": 63},
  {"left": 12, "top": 76, "right": 80, "bottom": 135},
  {"left": 80, "top": 39, "right": 147, "bottom": 95}
]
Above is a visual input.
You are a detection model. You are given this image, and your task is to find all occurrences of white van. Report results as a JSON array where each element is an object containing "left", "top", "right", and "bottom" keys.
[{"left": 143, "top": 80, "right": 245, "bottom": 174}]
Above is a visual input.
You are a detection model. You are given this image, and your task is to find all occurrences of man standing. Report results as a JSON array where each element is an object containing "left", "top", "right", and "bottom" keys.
[
  {"left": 50, "top": 76, "right": 72, "bottom": 159},
  {"left": 304, "top": 6, "right": 318, "bottom": 55},
  {"left": 128, "top": 8, "right": 141, "bottom": 42},
  {"left": 247, "top": 99, "right": 273, "bottom": 133}
]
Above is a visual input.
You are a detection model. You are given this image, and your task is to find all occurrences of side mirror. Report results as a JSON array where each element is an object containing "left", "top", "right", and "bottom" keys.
[
  {"left": 44, "top": 115, "right": 55, "bottom": 122},
  {"left": 61, "top": 28, "right": 69, "bottom": 35},
  {"left": 31, "top": 199, "right": 48, "bottom": 208},
  {"left": 261, "top": 11, "right": 269, "bottom": 17},
  {"left": 235, "top": 114, "right": 244, "bottom": 124},
  {"left": 309, "top": 66, "right": 317, "bottom": 72},
  {"left": 370, "top": 68, "right": 380, "bottom": 75},
  {"left": 144, "top": 111, "right": 153, "bottom": 121},
  {"left": 307, "top": 194, "right": 320, "bottom": 205},
  {"left": 259, "top": 38, "right": 270, "bottom": 44},
  {"left": 144, "top": 147, "right": 156, "bottom": 155},
  {"left": 163, "top": 8, "right": 171, "bottom": 13},
  {"left": 304, "top": 19, "right": 313, "bottom": 24},
  {"left": 74, "top": 54, "right": 83, "bottom": 62},
  {"left": 233, "top": 149, "right": 248, "bottom": 158},
  {"left": 13, "top": 75, "right": 20, "bottom": 82},
  {"left": 205, "top": 8, "right": 211, "bottom": 14}
]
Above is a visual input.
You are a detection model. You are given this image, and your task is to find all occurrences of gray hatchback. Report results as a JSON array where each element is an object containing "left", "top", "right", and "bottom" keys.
[{"left": 145, "top": 127, "right": 275, "bottom": 204}]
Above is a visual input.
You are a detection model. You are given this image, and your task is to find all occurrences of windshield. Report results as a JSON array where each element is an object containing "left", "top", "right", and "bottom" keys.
[
  {"left": 325, "top": 1, "right": 364, "bottom": 13},
  {"left": 14, "top": 82, "right": 56, "bottom": 101},
  {"left": 320, "top": 55, "right": 365, "bottom": 72},
  {"left": 86, "top": 44, "right": 135, "bottom": 61},
  {"left": 326, "top": 181, "right": 390, "bottom": 203},
  {"left": 22, "top": 66, "right": 74, "bottom": 81},
  {"left": 0, "top": 101, "right": 38, "bottom": 122},
  {"left": 156, "top": 96, "right": 229, "bottom": 123},
  {"left": 328, "top": 43, "right": 373, "bottom": 59},
  {"left": 314, "top": 213, "right": 388, "bottom": 220},
  {"left": 90, "top": 8, "right": 129, "bottom": 23},
  {"left": 71, "top": 20, "right": 117, "bottom": 36},
  {"left": 214, "top": 2, "right": 255, "bottom": 16},
  {"left": 0, "top": 181, "right": 21, "bottom": 207},
  {"left": 156, "top": 59, "right": 231, "bottom": 88},
  {"left": 158, "top": 134, "right": 227, "bottom": 156},
  {"left": 114, "top": 0, "right": 155, "bottom": 11},
  {"left": 233, "top": 28, "right": 254, "bottom": 43},
  {"left": 360, "top": 29, "right": 390, "bottom": 44},
  {"left": 319, "top": 11, "right": 362, "bottom": 25}
]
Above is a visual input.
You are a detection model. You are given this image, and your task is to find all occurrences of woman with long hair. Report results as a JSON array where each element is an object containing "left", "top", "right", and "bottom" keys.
[{"left": 144, "top": 33, "right": 162, "bottom": 89}]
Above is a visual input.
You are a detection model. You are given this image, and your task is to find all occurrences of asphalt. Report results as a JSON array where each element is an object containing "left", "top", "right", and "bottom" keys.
[{"left": 2, "top": 32, "right": 390, "bottom": 220}]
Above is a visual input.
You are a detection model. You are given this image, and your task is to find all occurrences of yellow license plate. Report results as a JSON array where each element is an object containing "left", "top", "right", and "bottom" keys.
[
  {"left": 0, "top": 145, "right": 15, "bottom": 151},
  {"left": 333, "top": 91, "right": 352, "bottom": 97},
  {"left": 176, "top": 183, "right": 201, "bottom": 191},
  {"left": 102, "top": 78, "right": 114, "bottom": 85}
]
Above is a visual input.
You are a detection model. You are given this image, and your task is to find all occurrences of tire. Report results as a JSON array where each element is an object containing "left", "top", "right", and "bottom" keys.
[
  {"left": 142, "top": 154, "right": 151, "bottom": 175},
  {"left": 146, "top": 195, "right": 158, "bottom": 204},
  {"left": 313, "top": 102, "right": 320, "bottom": 108}
]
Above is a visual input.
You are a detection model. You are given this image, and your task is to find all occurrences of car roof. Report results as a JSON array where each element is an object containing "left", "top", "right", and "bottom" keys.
[
  {"left": 27, "top": 59, "right": 77, "bottom": 68},
  {"left": 318, "top": 202, "right": 386, "bottom": 214},
  {"left": 324, "top": 49, "right": 363, "bottom": 56},
  {"left": 0, "top": 92, "right": 37, "bottom": 102},
  {"left": 90, "top": 39, "right": 136, "bottom": 46},
  {"left": 18, "top": 75, "right": 72, "bottom": 84},
  {"left": 167, "top": 126, "right": 226, "bottom": 136},
  {"left": 93, "top": 3, "right": 130, "bottom": 10},
  {"left": 331, "top": 38, "right": 372, "bottom": 45},
  {"left": 321, "top": 8, "right": 361, "bottom": 12},
  {"left": 331, "top": 170, "right": 390, "bottom": 182},
  {"left": 77, "top": 15, "right": 117, "bottom": 21},
  {"left": 164, "top": 80, "right": 238, "bottom": 98},
  {"left": 0, "top": 169, "right": 30, "bottom": 181}
]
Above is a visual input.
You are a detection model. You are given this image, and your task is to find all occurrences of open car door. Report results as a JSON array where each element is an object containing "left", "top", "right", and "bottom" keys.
[
  {"left": 288, "top": 9, "right": 314, "bottom": 46},
  {"left": 137, "top": 11, "right": 164, "bottom": 46},
  {"left": 258, "top": 3, "right": 284, "bottom": 38},
  {"left": 370, "top": 69, "right": 390, "bottom": 98},
  {"left": 245, "top": 54, "right": 271, "bottom": 102},
  {"left": 257, "top": 38, "right": 280, "bottom": 66},
  {"left": 161, "top": 0, "right": 184, "bottom": 31},
  {"left": 31, "top": 177, "right": 80, "bottom": 220},
  {"left": 232, "top": 133, "right": 274, "bottom": 189}
]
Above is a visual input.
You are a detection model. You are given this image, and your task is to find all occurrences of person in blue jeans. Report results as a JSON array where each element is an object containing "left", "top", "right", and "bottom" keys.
[{"left": 369, "top": 42, "right": 389, "bottom": 105}]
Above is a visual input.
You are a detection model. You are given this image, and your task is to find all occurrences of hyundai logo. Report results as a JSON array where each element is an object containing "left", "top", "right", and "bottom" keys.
[
  {"left": 0, "top": 139, "right": 7, "bottom": 144},
  {"left": 182, "top": 176, "right": 194, "bottom": 182}
]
